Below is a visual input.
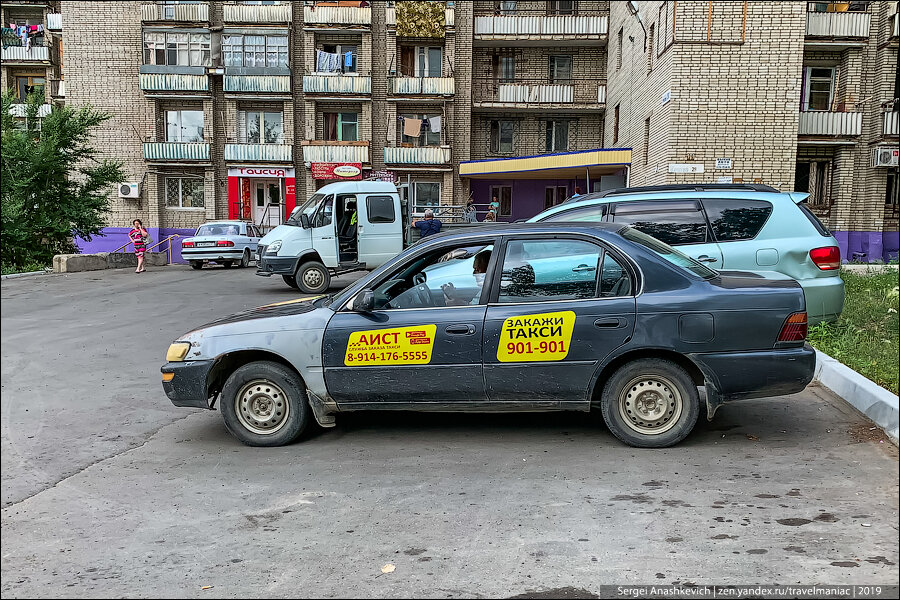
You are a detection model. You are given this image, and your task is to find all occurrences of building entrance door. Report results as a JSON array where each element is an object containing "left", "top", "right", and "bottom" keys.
[{"left": 252, "top": 179, "right": 282, "bottom": 230}]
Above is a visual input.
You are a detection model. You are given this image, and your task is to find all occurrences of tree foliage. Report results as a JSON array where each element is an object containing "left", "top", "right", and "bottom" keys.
[{"left": 1, "top": 91, "right": 125, "bottom": 269}]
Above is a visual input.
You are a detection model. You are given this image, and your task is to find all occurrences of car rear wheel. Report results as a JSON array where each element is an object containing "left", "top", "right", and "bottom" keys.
[
  {"left": 600, "top": 358, "right": 699, "bottom": 448},
  {"left": 190, "top": 261, "right": 203, "bottom": 270},
  {"left": 238, "top": 249, "right": 250, "bottom": 268},
  {"left": 296, "top": 261, "right": 331, "bottom": 294},
  {"left": 220, "top": 361, "right": 309, "bottom": 447},
  {"left": 282, "top": 274, "right": 299, "bottom": 289}
]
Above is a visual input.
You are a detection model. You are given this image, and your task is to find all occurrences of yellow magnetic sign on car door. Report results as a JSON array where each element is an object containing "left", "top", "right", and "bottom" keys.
[
  {"left": 497, "top": 311, "right": 576, "bottom": 362},
  {"left": 345, "top": 325, "right": 437, "bottom": 366}
]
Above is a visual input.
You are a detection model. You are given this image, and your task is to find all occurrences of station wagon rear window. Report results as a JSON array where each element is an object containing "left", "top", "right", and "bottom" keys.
[
  {"left": 701, "top": 199, "right": 773, "bottom": 241},
  {"left": 622, "top": 228, "right": 717, "bottom": 279}
]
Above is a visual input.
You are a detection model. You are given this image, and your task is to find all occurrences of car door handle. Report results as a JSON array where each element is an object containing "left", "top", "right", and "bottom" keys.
[
  {"left": 594, "top": 317, "right": 626, "bottom": 328},
  {"left": 696, "top": 255, "right": 718, "bottom": 263},
  {"left": 321, "top": 236, "right": 334, "bottom": 240},
  {"left": 446, "top": 324, "right": 476, "bottom": 335},
  {"left": 572, "top": 264, "right": 597, "bottom": 272}
]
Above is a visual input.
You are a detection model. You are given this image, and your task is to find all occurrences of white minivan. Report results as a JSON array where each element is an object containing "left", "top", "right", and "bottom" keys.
[{"left": 257, "top": 181, "right": 404, "bottom": 293}]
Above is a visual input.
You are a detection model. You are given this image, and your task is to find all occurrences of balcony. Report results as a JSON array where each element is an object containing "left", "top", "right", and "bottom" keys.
[
  {"left": 139, "top": 72, "right": 209, "bottom": 93},
  {"left": 473, "top": 78, "right": 607, "bottom": 110},
  {"left": 798, "top": 111, "right": 862, "bottom": 137},
  {"left": 384, "top": 146, "right": 451, "bottom": 165},
  {"left": 805, "top": 3, "right": 871, "bottom": 40},
  {"left": 46, "top": 12, "right": 62, "bottom": 30},
  {"left": 143, "top": 142, "right": 210, "bottom": 162},
  {"left": 224, "top": 74, "right": 291, "bottom": 95},
  {"left": 8, "top": 103, "right": 52, "bottom": 118},
  {"left": 303, "top": 74, "right": 371, "bottom": 96},
  {"left": 474, "top": 12, "right": 608, "bottom": 45},
  {"left": 386, "top": 3, "right": 454, "bottom": 36},
  {"left": 0, "top": 39, "right": 51, "bottom": 65},
  {"left": 225, "top": 144, "right": 293, "bottom": 163},
  {"left": 885, "top": 111, "right": 899, "bottom": 137},
  {"left": 303, "top": 3, "right": 370, "bottom": 28},
  {"left": 49, "top": 79, "right": 65, "bottom": 99},
  {"left": 301, "top": 141, "right": 369, "bottom": 164},
  {"left": 141, "top": 2, "right": 209, "bottom": 22},
  {"left": 223, "top": 2, "right": 292, "bottom": 23},
  {"left": 390, "top": 76, "right": 454, "bottom": 97}
]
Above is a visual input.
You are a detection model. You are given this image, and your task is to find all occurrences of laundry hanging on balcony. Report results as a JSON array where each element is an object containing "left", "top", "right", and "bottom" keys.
[
  {"left": 316, "top": 50, "right": 342, "bottom": 73},
  {"left": 344, "top": 51, "right": 353, "bottom": 68},
  {"left": 403, "top": 117, "right": 423, "bottom": 137},
  {"left": 428, "top": 116, "right": 441, "bottom": 133}
]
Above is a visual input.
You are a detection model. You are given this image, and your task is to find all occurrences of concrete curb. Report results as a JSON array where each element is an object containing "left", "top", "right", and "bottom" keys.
[
  {"left": 814, "top": 349, "right": 899, "bottom": 445},
  {"left": 1, "top": 270, "right": 49, "bottom": 281}
]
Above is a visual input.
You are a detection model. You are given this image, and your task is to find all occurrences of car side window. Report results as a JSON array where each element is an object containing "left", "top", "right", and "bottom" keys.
[
  {"left": 366, "top": 196, "right": 395, "bottom": 223},
  {"left": 539, "top": 203, "right": 610, "bottom": 222},
  {"left": 497, "top": 239, "right": 602, "bottom": 303},
  {"left": 611, "top": 200, "right": 710, "bottom": 245},
  {"left": 312, "top": 196, "right": 334, "bottom": 228},
  {"left": 598, "top": 252, "right": 632, "bottom": 297},
  {"left": 701, "top": 199, "right": 773, "bottom": 242}
]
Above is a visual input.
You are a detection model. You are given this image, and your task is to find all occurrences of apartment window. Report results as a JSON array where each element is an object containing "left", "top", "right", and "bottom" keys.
[
  {"left": 613, "top": 104, "right": 620, "bottom": 144},
  {"left": 322, "top": 43, "right": 357, "bottom": 73},
  {"left": 887, "top": 173, "right": 900, "bottom": 206},
  {"left": 545, "top": 120, "right": 569, "bottom": 152},
  {"left": 165, "top": 110, "right": 204, "bottom": 142},
  {"left": 496, "top": 1, "right": 517, "bottom": 15},
  {"left": 399, "top": 46, "right": 442, "bottom": 77},
  {"left": 242, "top": 111, "right": 283, "bottom": 144},
  {"left": 399, "top": 113, "right": 442, "bottom": 146},
  {"left": 545, "top": 186, "right": 568, "bottom": 209},
  {"left": 616, "top": 27, "right": 623, "bottom": 70},
  {"left": 647, "top": 23, "right": 655, "bottom": 70},
  {"left": 144, "top": 32, "right": 211, "bottom": 67},
  {"left": 658, "top": 2, "right": 673, "bottom": 56},
  {"left": 794, "top": 161, "right": 832, "bottom": 207},
  {"left": 15, "top": 74, "right": 45, "bottom": 102},
  {"left": 547, "top": 1, "right": 575, "bottom": 16},
  {"left": 493, "top": 53, "right": 516, "bottom": 83},
  {"left": 802, "top": 67, "right": 835, "bottom": 111},
  {"left": 491, "top": 185, "right": 512, "bottom": 216},
  {"left": 549, "top": 56, "right": 573, "bottom": 83},
  {"left": 324, "top": 113, "right": 358, "bottom": 141},
  {"left": 166, "top": 177, "right": 205, "bottom": 209},
  {"left": 643, "top": 117, "right": 651, "bottom": 165},
  {"left": 223, "top": 34, "right": 288, "bottom": 68},
  {"left": 412, "top": 182, "right": 441, "bottom": 213},
  {"left": 490, "top": 120, "right": 514, "bottom": 154}
]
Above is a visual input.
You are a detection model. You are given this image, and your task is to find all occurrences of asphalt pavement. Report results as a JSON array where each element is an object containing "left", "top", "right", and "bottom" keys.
[{"left": 1, "top": 265, "right": 898, "bottom": 598}]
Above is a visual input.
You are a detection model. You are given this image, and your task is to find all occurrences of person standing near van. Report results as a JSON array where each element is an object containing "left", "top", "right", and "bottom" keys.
[{"left": 412, "top": 209, "right": 443, "bottom": 238}]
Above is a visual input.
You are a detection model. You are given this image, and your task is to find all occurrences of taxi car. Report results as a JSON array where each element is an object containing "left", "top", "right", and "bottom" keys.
[{"left": 161, "top": 223, "right": 816, "bottom": 448}]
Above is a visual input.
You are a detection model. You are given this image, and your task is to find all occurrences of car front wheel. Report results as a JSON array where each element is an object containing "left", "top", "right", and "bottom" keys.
[
  {"left": 296, "top": 261, "right": 331, "bottom": 294},
  {"left": 220, "top": 361, "right": 309, "bottom": 447},
  {"left": 599, "top": 358, "right": 699, "bottom": 448}
]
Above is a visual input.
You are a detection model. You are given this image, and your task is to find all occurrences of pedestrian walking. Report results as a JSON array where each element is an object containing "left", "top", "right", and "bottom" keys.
[{"left": 130, "top": 219, "right": 149, "bottom": 273}]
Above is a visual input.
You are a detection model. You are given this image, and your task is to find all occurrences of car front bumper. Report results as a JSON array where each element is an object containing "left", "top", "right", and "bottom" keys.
[
  {"left": 161, "top": 360, "right": 215, "bottom": 409},
  {"left": 256, "top": 254, "right": 300, "bottom": 276},
  {"left": 798, "top": 275, "right": 845, "bottom": 324}
]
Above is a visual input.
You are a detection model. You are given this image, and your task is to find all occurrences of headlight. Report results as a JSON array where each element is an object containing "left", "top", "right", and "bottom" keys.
[
  {"left": 166, "top": 342, "right": 191, "bottom": 362},
  {"left": 267, "top": 240, "right": 282, "bottom": 255}
]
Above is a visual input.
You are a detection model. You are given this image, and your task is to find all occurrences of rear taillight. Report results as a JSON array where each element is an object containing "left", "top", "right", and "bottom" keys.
[
  {"left": 216, "top": 240, "right": 234, "bottom": 247},
  {"left": 778, "top": 312, "right": 808, "bottom": 342},
  {"left": 182, "top": 241, "right": 194, "bottom": 248},
  {"left": 810, "top": 246, "right": 840, "bottom": 270}
]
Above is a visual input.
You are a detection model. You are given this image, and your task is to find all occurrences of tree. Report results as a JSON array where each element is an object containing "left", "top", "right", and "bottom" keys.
[{"left": 1, "top": 91, "right": 125, "bottom": 269}]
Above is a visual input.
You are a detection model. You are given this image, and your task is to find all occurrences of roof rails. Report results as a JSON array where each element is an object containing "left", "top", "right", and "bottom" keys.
[{"left": 586, "top": 183, "right": 780, "bottom": 199}]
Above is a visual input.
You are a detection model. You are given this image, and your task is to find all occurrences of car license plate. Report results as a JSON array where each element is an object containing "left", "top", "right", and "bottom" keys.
[{"left": 197, "top": 242, "right": 215, "bottom": 247}]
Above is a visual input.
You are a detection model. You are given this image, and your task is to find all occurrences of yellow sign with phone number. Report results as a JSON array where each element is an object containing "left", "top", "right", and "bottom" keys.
[
  {"left": 345, "top": 325, "right": 437, "bottom": 366},
  {"left": 496, "top": 311, "right": 576, "bottom": 362}
]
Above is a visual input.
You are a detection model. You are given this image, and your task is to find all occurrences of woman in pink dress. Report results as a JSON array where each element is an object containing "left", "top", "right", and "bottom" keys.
[{"left": 129, "top": 219, "right": 148, "bottom": 273}]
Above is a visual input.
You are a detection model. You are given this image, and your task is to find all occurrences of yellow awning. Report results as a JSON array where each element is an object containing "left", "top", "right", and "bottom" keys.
[{"left": 460, "top": 148, "right": 631, "bottom": 179}]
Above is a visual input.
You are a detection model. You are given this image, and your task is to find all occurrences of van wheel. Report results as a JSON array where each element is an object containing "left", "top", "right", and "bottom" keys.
[
  {"left": 599, "top": 359, "right": 699, "bottom": 448},
  {"left": 296, "top": 261, "right": 331, "bottom": 294},
  {"left": 282, "top": 274, "right": 299, "bottom": 289},
  {"left": 190, "top": 261, "right": 203, "bottom": 270},
  {"left": 220, "top": 361, "right": 309, "bottom": 447},
  {"left": 238, "top": 249, "right": 250, "bottom": 268}
]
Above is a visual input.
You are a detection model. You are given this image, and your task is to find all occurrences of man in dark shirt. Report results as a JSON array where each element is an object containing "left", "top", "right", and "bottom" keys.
[{"left": 412, "top": 209, "right": 443, "bottom": 238}]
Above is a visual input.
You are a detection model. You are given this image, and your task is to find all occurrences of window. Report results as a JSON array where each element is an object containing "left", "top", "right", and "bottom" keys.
[
  {"left": 243, "top": 111, "right": 283, "bottom": 144},
  {"left": 311, "top": 195, "right": 333, "bottom": 228},
  {"left": 657, "top": 2, "right": 673, "bottom": 56},
  {"left": 490, "top": 120, "right": 514, "bottom": 154},
  {"left": 547, "top": 0, "right": 575, "bottom": 15},
  {"left": 701, "top": 199, "right": 773, "bottom": 242},
  {"left": 497, "top": 1, "right": 517, "bottom": 15},
  {"left": 367, "top": 196, "right": 396, "bottom": 223},
  {"left": 144, "top": 31, "right": 209, "bottom": 66},
  {"left": 802, "top": 67, "right": 835, "bottom": 111},
  {"left": 324, "top": 113, "right": 358, "bottom": 141},
  {"left": 166, "top": 177, "right": 205, "bottom": 208},
  {"left": 545, "top": 120, "right": 569, "bottom": 152},
  {"left": 223, "top": 34, "right": 288, "bottom": 68},
  {"left": 494, "top": 53, "right": 516, "bottom": 83},
  {"left": 497, "top": 239, "right": 604, "bottom": 303},
  {"left": 419, "top": 46, "right": 443, "bottom": 77},
  {"left": 621, "top": 228, "right": 716, "bottom": 280},
  {"left": 322, "top": 43, "right": 357, "bottom": 73},
  {"left": 888, "top": 173, "right": 900, "bottom": 206},
  {"left": 795, "top": 161, "right": 831, "bottom": 207},
  {"left": 491, "top": 185, "right": 512, "bottom": 216},
  {"left": 612, "top": 200, "right": 711, "bottom": 245},
  {"left": 15, "top": 75, "right": 45, "bottom": 102},
  {"left": 399, "top": 113, "right": 442, "bottom": 147},
  {"left": 616, "top": 27, "right": 623, "bottom": 70},
  {"left": 412, "top": 182, "right": 441, "bottom": 213},
  {"left": 613, "top": 104, "right": 620, "bottom": 144},
  {"left": 539, "top": 203, "right": 610, "bottom": 223},
  {"left": 598, "top": 253, "right": 632, "bottom": 297},
  {"left": 647, "top": 23, "right": 655, "bottom": 70},
  {"left": 165, "top": 110, "right": 204, "bottom": 142},
  {"left": 545, "top": 186, "right": 568, "bottom": 209},
  {"left": 549, "top": 56, "right": 572, "bottom": 83},
  {"left": 643, "top": 117, "right": 651, "bottom": 165}
]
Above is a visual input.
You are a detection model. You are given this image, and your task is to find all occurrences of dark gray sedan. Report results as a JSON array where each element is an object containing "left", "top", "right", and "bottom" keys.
[{"left": 161, "top": 223, "right": 815, "bottom": 448}]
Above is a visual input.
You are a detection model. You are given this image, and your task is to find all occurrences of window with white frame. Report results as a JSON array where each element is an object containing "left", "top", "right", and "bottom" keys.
[
  {"left": 143, "top": 31, "right": 210, "bottom": 66},
  {"left": 166, "top": 177, "right": 205, "bottom": 208},
  {"left": 324, "top": 113, "right": 358, "bottom": 141},
  {"left": 545, "top": 120, "right": 568, "bottom": 152},
  {"left": 223, "top": 34, "right": 288, "bottom": 68},
  {"left": 241, "top": 111, "right": 284, "bottom": 144},
  {"left": 417, "top": 46, "right": 443, "bottom": 77},
  {"left": 165, "top": 110, "right": 204, "bottom": 142},
  {"left": 803, "top": 66, "right": 835, "bottom": 111}
]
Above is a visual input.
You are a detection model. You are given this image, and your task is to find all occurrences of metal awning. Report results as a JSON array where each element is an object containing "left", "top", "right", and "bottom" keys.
[{"left": 459, "top": 148, "right": 631, "bottom": 179}]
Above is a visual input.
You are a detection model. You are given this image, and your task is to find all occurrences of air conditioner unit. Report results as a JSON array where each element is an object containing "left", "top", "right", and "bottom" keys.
[
  {"left": 118, "top": 182, "right": 141, "bottom": 199},
  {"left": 873, "top": 146, "right": 899, "bottom": 168}
]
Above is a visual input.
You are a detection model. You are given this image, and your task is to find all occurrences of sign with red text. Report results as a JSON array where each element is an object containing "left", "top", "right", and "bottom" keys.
[
  {"left": 227, "top": 167, "right": 295, "bottom": 178},
  {"left": 311, "top": 163, "right": 363, "bottom": 180}
]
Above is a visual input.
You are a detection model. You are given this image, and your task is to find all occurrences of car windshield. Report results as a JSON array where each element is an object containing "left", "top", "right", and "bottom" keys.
[
  {"left": 285, "top": 193, "right": 327, "bottom": 226},
  {"left": 196, "top": 224, "right": 241, "bottom": 236},
  {"left": 621, "top": 227, "right": 717, "bottom": 279}
]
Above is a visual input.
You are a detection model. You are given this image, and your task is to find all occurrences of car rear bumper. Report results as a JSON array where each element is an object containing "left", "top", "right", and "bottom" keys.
[
  {"left": 256, "top": 255, "right": 300, "bottom": 276},
  {"left": 182, "top": 249, "right": 245, "bottom": 261},
  {"left": 161, "top": 360, "right": 215, "bottom": 409},
  {"left": 689, "top": 344, "right": 816, "bottom": 402},
  {"left": 798, "top": 275, "right": 844, "bottom": 324}
]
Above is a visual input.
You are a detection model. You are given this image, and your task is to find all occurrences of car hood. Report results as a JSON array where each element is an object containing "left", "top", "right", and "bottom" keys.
[
  {"left": 198, "top": 296, "right": 329, "bottom": 330},
  {"left": 259, "top": 224, "right": 296, "bottom": 246}
]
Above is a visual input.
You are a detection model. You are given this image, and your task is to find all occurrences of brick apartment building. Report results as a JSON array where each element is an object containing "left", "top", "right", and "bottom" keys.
[{"left": 2, "top": 1, "right": 898, "bottom": 261}]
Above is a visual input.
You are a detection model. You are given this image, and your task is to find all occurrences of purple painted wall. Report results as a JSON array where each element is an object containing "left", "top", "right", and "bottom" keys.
[
  {"left": 470, "top": 177, "right": 589, "bottom": 222},
  {"left": 75, "top": 227, "right": 196, "bottom": 264},
  {"left": 832, "top": 230, "right": 900, "bottom": 263}
]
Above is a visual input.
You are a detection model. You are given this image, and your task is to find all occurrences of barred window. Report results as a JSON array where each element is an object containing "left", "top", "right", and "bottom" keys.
[{"left": 166, "top": 178, "right": 205, "bottom": 209}]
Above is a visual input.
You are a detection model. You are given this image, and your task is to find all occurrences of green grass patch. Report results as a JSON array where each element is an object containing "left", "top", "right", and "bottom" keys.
[
  {"left": 808, "top": 270, "right": 899, "bottom": 395},
  {"left": 1, "top": 262, "right": 48, "bottom": 276}
]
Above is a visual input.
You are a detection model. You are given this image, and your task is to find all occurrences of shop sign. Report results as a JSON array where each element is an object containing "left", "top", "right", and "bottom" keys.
[
  {"left": 311, "top": 163, "right": 363, "bottom": 180},
  {"left": 227, "top": 167, "right": 295, "bottom": 178},
  {"left": 366, "top": 170, "right": 397, "bottom": 183}
]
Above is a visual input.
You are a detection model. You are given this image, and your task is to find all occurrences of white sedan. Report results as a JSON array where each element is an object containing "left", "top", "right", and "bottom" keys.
[{"left": 181, "top": 221, "right": 262, "bottom": 270}]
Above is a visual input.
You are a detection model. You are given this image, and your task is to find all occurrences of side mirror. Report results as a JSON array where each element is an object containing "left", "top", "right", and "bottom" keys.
[
  {"left": 351, "top": 289, "right": 375, "bottom": 312},
  {"left": 299, "top": 213, "right": 311, "bottom": 229}
]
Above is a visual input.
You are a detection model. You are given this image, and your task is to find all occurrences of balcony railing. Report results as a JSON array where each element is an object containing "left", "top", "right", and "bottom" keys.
[
  {"left": 390, "top": 76, "right": 454, "bottom": 96},
  {"left": 798, "top": 111, "right": 862, "bottom": 136},
  {"left": 474, "top": 13, "right": 608, "bottom": 39},
  {"left": 141, "top": 2, "right": 209, "bottom": 22},
  {"left": 0, "top": 40, "right": 51, "bottom": 63},
  {"left": 225, "top": 143, "right": 293, "bottom": 162},
  {"left": 8, "top": 103, "right": 52, "bottom": 118},
  {"left": 46, "top": 12, "right": 62, "bottom": 30},
  {"left": 301, "top": 141, "right": 369, "bottom": 164},
  {"left": 139, "top": 73, "right": 209, "bottom": 92},
  {"left": 224, "top": 75, "right": 291, "bottom": 94},
  {"left": 385, "top": 5, "right": 455, "bottom": 29},
  {"left": 223, "top": 2, "right": 292, "bottom": 23},
  {"left": 473, "top": 78, "right": 606, "bottom": 107},
  {"left": 885, "top": 111, "right": 899, "bottom": 137},
  {"left": 805, "top": 3, "right": 871, "bottom": 38},
  {"left": 303, "top": 74, "right": 371, "bottom": 95},
  {"left": 384, "top": 146, "right": 451, "bottom": 165},
  {"left": 303, "top": 4, "right": 370, "bottom": 26},
  {"left": 143, "top": 142, "right": 210, "bottom": 161}
]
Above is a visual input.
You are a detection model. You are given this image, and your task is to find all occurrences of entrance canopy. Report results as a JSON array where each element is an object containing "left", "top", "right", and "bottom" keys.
[{"left": 459, "top": 148, "right": 632, "bottom": 180}]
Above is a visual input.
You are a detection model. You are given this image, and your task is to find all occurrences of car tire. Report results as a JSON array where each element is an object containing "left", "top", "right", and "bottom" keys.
[
  {"left": 282, "top": 274, "right": 299, "bottom": 289},
  {"left": 220, "top": 361, "right": 309, "bottom": 447},
  {"left": 222, "top": 261, "right": 234, "bottom": 269},
  {"left": 238, "top": 249, "right": 250, "bottom": 268},
  {"left": 296, "top": 261, "right": 331, "bottom": 294},
  {"left": 599, "top": 358, "right": 699, "bottom": 448},
  {"left": 190, "top": 261, "right": 203, "bottom": 270}
]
